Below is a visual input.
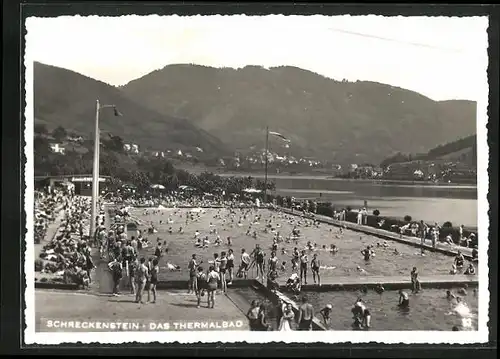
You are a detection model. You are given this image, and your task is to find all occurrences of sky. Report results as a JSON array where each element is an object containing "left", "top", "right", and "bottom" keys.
[{"left": 26, "top": 15, "right": 489, "bottom": 101}]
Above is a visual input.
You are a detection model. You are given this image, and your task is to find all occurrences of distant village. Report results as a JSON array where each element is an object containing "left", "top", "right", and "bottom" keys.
[{"left": 42, "top": 126, "right": 476, "bottom": 184}]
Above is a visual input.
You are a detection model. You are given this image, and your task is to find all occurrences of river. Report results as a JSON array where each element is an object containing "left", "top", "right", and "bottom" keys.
[{"left": 222, "top": 174, "right": 478, "bottom": 227}]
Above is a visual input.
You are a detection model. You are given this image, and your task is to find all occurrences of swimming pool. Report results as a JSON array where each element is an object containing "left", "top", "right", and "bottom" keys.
[
  {"left": 127, "top": 207, "right": 473, "bottom": 283},
  {"left": 231, "top": 286, "right": 478, "bottom": 331}
]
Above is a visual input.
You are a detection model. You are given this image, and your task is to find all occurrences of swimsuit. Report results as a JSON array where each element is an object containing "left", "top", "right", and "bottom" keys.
[
  {"left": 220, "top": 258, "right": 227, "bottom": 274},
  {"left": 207, "top": 273, "right": 218, "bottom": 290},
  {"left": 312, "top": 259, "right": 320, "bottom": 272},
  {"left": 300, "top": 257, "right": 308, "bottom": 269},
  {"left": 227, "top": 255, "right": 234, "bottom": 269},
  {"left": 150, "top": 266, "right": 158, "bottom": 285},
  {"left": 298, "top": 319, "right": 312, "bottom": 330}
]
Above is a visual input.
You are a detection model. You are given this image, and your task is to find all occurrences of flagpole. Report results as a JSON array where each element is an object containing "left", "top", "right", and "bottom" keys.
[
  {"left": 264, "top": 126, "right": 269, "bottom": 203},
  {"left": 90, "top": 99, "right": 100, "bottom": 239}
]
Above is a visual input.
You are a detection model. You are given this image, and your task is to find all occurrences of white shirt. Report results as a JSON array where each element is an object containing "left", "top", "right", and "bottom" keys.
[{"left": 241, "top": 252, "right": 251, "bottom": 264}]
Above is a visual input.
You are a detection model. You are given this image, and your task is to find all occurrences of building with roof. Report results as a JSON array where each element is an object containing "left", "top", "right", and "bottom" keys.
[{"left": 34, "top": 174, "right": 111, "bottom": 196}]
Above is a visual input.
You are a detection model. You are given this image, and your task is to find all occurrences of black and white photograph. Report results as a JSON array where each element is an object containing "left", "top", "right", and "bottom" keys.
[{"left": 23, "top": 13, "right": 490, "bottom": 344}]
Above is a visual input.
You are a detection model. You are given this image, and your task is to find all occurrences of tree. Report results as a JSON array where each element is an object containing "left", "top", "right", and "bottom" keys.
[
  {"left": 104, "top": 134, "right": 125, "bottom": 152},
  {"left": 34, "top": 123, "right": 48, "bottom": 135},
  {"left": 34, "top": 136, "right": 51, "bottom": 157},
  {"left": 52, "top": 126, "right": 67, "bottom": 141}
]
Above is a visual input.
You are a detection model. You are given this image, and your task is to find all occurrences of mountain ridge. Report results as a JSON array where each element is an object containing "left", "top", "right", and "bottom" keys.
[{"left": 121, "top": 63, "right": 476, "bottom": 163}]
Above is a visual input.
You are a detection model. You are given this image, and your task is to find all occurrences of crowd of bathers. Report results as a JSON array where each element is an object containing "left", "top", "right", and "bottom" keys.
[{"left": 35, "top": 190, "right": 95, "bottom": 288}]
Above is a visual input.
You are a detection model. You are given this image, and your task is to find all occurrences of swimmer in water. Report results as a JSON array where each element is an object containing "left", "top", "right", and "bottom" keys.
[
  {"left": 280, "top": 261, "right": 287, "bottom": 272},
  {"left": 361, "top": 246, "right": 373, "bottom": 261},
  {"left": 457, "top": 286, "right": 468, "bottom": 296},
  {"left": 398, "top": 290, "right": 410, "bottom": 308},
  {"left": 455, "top": 251, "right": 465, "bottom": 270},
  {"left": 446, "top": 290, "right": 456, "bottom": 300},
  {"left": 319, "top": 304, "right": 333, "bottom": 325},
  {"left": 352, "top": 298, "right": 371, "bottom": 328},
  {"left": 375, "top": 284, "right": 385, "bottom": 294},
  {"left": 450, "top": 264, "right": 458, "bottom": 275},
  {"left": 464, "top": 263, "right": 476, "bottom": 275}
]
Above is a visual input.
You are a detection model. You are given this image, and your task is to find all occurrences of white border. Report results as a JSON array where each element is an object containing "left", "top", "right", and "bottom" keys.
[{"left": 24, "top": 15, "right": 490, "bottom": 345}]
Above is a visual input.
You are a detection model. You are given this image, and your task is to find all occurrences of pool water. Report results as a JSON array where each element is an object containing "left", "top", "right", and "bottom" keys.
[
  {"left": 127, "top": 208, "right": 470, "bottom": 283},
  {"left": 231, "top": 287, "right": 478, "bottom": 331}
]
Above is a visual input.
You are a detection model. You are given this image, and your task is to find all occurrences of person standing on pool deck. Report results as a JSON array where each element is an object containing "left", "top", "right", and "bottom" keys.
[
  {"left": 206, "top": 265, "right": 219, "bottom": 308},
  {"left": 240, "top": 249, "right": 251, "bottom": 279},
  {"left": 147, "top": 258, "right": 159, "bottom": 303},
  {"left": 108, "top": 256, "right": 123, "bottom": 296},
  {"left": 255, "top": 245, "right": 265, "bottom": 281},
  {"left": 227, "top": 248, "right": 235, "bottom": 285},
  {"left": 128, "top": 257, "right": 138, "bottom": 295},
  {"left": 219, "top": 251, "right": 228, "bottom": 293},
  {"left": 135, "top": 257, "right": 149, "bottom": 304},
  {"left": 311, "top": 253, "right": 321, "bottom": 286},
  {"left": 195, "top": 266, "right": 207, "bottom": 308},
  {"left": 297, "top": 295, "right": 314, "bottom": 331},
  {"left": 187, "top": 254, "right": 199, "bottom": 294},
  {"left": 299, "top": 250, "right": 309, "bottom": 285},
  {"left": 411, "top": 267, "right": 421, "bottom": 293},
  {"left": 419, "top": 220, "right": 428, "bottom": 248},
  {"left": 268, "top": 251, "right": 279, "bottom": 273}
]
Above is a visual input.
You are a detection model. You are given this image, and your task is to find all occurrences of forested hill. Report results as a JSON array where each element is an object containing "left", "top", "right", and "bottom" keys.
[
  {"left": 34, "top": 62, "right": 229, "bottom": 156},
  {"left": 121, "top": 64, "right": 477, "bottom": 163},
  {"left": 380, "top": 134, "right": 477, "bottom": 168}
]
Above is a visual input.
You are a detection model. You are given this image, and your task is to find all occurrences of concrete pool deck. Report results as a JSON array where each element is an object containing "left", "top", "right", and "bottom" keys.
[
  {"left": 35, "top": 289, "right": 249, "bottom": 332},
  {"left": 273, "top": 274, "right": 478, "bottom": 291}
]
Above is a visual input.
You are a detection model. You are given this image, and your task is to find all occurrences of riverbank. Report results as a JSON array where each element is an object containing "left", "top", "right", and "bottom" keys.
[{"left": 215, "top": 172, "right": 477, "bottom": 188}]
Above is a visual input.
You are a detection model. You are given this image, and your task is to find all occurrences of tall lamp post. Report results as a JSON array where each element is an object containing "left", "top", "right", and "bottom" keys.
[
  {"left": 264, "top": 126, "right": 269, "bottom": 204},
  {"left": 90, "top": 100, "right": 122, "bottom": 239}
]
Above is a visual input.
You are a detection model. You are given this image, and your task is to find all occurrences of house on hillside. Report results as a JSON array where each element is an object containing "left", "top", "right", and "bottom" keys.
[
  {"left": 413, "top": 169, "right": 424, "bottom": 179},
  {"left": 123, "top": 143, "right": 139, "bottom": 154},
  {"left": 67, "top": 135, "right": 84, "bottom": 143},
  {"left": 49, "top": 143, "right": 65, "bottom": 155}
]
